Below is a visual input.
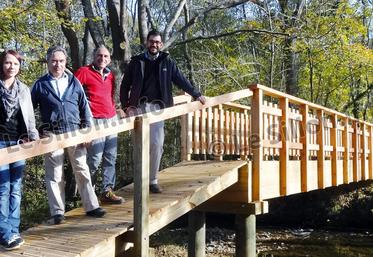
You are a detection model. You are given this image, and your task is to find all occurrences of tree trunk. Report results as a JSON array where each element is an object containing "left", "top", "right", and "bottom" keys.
[
  {"left": 182, "top": 4, "right": 196, "bottom": 88},
  {"left": 138, "top": 0, "right": 149, "bottom": 46},
  {"left": 54, "top": 0, "right": 81, "bottom": 71},
  {"left": 107, "top": 0, "right": 131, "bottom": 64},
  {"left": 81, "top": 0, "right": 105, "bottom": 47},
  {"left": 284, "top": 36, "right": 299, "bottom": 95}
]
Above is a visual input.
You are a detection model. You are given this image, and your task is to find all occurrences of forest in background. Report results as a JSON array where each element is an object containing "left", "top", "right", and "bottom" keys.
[{"left": 0, "top": 0, "right": 372, "bottom": 228}]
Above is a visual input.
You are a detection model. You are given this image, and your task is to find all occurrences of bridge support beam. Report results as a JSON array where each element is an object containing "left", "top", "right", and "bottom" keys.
[
  {"left": 188, "top": 211, "right": 206, "bottom": 257},
  {"left": 235, "top": 214, "right": 256, "bottom": 257}
]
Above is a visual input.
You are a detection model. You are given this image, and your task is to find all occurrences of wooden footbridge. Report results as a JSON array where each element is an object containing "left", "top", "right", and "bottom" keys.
[{"left": 0, "top": 84, "right": 372, "bottom": 257}]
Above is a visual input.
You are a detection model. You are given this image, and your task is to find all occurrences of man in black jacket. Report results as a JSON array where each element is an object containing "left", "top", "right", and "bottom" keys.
[{"left": 120, "top": 30, "right": 206, "bottom": 193}]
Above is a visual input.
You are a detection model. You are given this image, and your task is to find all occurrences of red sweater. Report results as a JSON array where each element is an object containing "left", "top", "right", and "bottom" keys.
[{"left": 75, "top": 65, "right": 116, "bottom": 118}]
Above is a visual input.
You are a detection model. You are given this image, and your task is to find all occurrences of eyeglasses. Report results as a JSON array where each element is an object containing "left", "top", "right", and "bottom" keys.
[{"left": 148, "top": 40, "right": 162, "bottom": 45}]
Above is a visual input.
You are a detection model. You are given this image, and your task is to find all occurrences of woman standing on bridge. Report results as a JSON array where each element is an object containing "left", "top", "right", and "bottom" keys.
[{"left": 0, "top": 50, "right": 39, "bottom": 251}]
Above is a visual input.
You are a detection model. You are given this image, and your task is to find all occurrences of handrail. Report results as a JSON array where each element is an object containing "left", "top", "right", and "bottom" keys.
[
  {"left": 0, "top": 89, "right": 253, "bottom": 166},
  {"left": 250, "top": 84, "right": 373, "bottom": 126}
]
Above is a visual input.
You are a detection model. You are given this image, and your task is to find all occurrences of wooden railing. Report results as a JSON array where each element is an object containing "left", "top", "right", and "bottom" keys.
[
  {"left": 180, "top": 84, "right": 373, "bottom": 202},
  {"left": 181, "top": 102, "right": 251, "bottom": 161}
]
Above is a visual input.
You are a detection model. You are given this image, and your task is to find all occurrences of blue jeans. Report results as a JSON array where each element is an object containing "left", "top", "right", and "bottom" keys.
[
  {"left": 0, "top": 141, "right": 25, "bottom": 243},
  {"left": 87, "top": 117, "right": 118, "bottom": 192}
]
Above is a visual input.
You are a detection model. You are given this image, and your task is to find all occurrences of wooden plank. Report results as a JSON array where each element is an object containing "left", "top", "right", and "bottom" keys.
[
  {"left": 317, "top": 110, "right": 325, "bottom": 189},
  {"left": 133, "top": 117, "right": 150, "bottom": 257},
  {"left": 249, "top": 84, "right": 373, "bottom": 126},
  {"left": 197, "top": 201, "right": 268, "bottom": 215},
  {"left": 181, "top": 112, "right": 192, "bottom": 161},
  {"left": 289, "top": 111, "right": 303, "bottom": 121},
  {"left": 268, "top": 102, "right": 274, "bottom": 158},
  {"left": 300, "top": 104, "right": 309, "bottom": 192},
  {"left": 207, "top": 107, "right": 213, "bottom": 155},
  {"left": 218, "top": 107, "right": 224, "bottom": 160},
  {"left": 279, "top": 97, "right": 289, "bottom": 196},
  {"left": 148, "top": 89, "right": 253, "bottom": 124},
  {"left": 236, "top": 112, "right": 241, "bottom": 155},
  {"left": 240, "top": 112, "right": 245, "bottom": 157},
  {"left": 0, "top": 117, "right": 135, "bottom": 166},
  {"left": 245, "top": 111, "right": 250, "bottom": 156},
  {"left": 223, "top": 102, "right": 251, "bottom": 111},
  {"left": 148, "top": 161, "right": 246, "bottom": 234},
  {"left": 201, "top": 108, "right": 207, "bottom": 155},
  {"left": 213, "top": 108, "right": 219, "bottom": 158},
  {"left": 262, "top": 105, "right": 282, "bottom": 116},
  {"left": 251, "top": 87, "right": 263, "bottom": 201},
  {"left": 330, "top": 114, "right": 338, "bottom": 186},
  {"left": 207, "top": 163, "right": 251, "bottom": 203},
  {"left": 361, "top": 123, "right": 366, "bottom": 180},
  {"left": 353, "top": 121, "right": 359, "bottom": 182},
  {"left": 263, "top": 101, "right": 269, "bottom": 159},
  {"left": 342, "top": 117, "right": 350, "bottom": 184},
  {"left": 193, "top": 110, "right": 200, "bottom": 154},
  {"left": 225, "top": 110, "right": 231, "bottom": 155}
]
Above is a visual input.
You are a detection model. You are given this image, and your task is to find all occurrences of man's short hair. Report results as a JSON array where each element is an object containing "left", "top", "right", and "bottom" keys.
[
  {"left": 93, "top": 45, "right": 111, "bottom": 57},
  {"left": 147, "top": 30, "right": 162, "bottom": 41},
  {"left": 46, "top": 46, "right": 67, "bottom": 61}
]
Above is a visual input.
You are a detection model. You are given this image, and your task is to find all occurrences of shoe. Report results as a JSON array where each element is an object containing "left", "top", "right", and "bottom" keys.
[
  {"left": 150, "top": 184, "right": 163, "bottom": 193},
  {"left": 100, "top": 189, "right": 125, "bottom": 204},
  {"left": 1, "top": 237, "right": 23, "bottom": 251},
  {"left": 14, "top": 237, "right": 24, "bottom": 247},
  {"left": 86, "top": 207, "right": 106, "bottom": 218},
  {"left": 52, "top": 214, "right": 65, "bottom": 225}
]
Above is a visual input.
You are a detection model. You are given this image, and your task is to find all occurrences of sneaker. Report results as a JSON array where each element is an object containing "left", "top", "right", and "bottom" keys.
[
  {"left": 86, "top": 207, "right": 106, "bottom": 218},
  {"left": 14, "top": 237, "right": 24, "bottom": 247},
  {"left": 100, "top": 189, "right": 124, "bottom": 204},
  {"left": 51, "top": 214, "right": 65, "bottom": 225},
  {"left": 1, "top": 238, "right": 23, "bottom": 251},
  {"left": 150, "top": 184, "right": 163, "bottom": 194}
]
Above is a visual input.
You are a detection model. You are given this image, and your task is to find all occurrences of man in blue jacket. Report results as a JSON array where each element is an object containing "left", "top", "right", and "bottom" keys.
[
  {"left": 120, "top": 30, "right": 206, "bottom": 193},
  {"left": 31, "top": 46, "right": 106, "bottom": 224}
]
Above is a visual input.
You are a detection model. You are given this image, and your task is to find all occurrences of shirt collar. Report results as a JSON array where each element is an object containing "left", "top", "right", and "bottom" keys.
[
  {"left": 145, "top": 51, "right": 159, "bottom": 61},
  {"left": 47, "top": 72, "right": 68, "bottom": 80},
  {"left": 91, "top": 64, "right": 111, "bottom": 77}
]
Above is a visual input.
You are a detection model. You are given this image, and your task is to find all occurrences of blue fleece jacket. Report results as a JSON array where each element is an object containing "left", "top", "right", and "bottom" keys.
[{"left": 31, "top": 72, "right": 92, "bottom": 135}]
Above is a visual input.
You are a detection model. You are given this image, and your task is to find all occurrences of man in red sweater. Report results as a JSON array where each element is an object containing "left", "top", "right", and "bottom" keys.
[{"left": 75, "top": 45, "right": 124, "bottom": 204}]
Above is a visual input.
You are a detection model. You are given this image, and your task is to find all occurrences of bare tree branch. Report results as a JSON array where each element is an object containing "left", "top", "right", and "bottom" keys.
[
  {"left": 163, "top": 0, "right": 187, "bottom": 41},
  {"left": 174, "top": 29, "right": 289, "bottom": 46},
  {"left": 162, "top": 0, "right": 259, "bottom": 49}
]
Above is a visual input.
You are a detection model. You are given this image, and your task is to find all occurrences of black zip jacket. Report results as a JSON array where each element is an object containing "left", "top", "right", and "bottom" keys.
[{"left": 120, "top": 51, "right": 201, "bottom": 109}]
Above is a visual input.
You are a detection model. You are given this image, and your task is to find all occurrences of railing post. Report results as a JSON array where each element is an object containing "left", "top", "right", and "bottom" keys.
[
  {"left": 353, "top": 121, "right": 359, "bottom": 182},
  {"left": 188, "top": 211, "right": 206, "bottom": 257},
  {"left": 279, "top": 97, "right": 289, "bottom": 196},
  {"left": 300, "top": 104, "right": 309, "bottom": 192},
  {"left": 361, "top": 123, "right": 366, "bottom": 180},
  {"left": 342, "top": 117, "right": 350, "bottom": 183},
  {"left": 317, "top": 110, "right": 325, "bottom": 189},
  {"left": 181, "top": 112, "right": 192, "bottom": 161},
  {"left": 235, "top": 214, "right": 256, "bottom": 257},
  {"left": 250, "top": 86, "right": 263, "bottom": 201},
  {"left": 331, "top": 114, "right": 338, "bottom": 186},
  {"left": 133, "top": 116, "right": 150, "bottom": 257}
]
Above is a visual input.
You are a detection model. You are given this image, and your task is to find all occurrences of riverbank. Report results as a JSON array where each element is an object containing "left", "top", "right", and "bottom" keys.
[{"left": 151, "top": 226, "right": 373, "bottom": 257}]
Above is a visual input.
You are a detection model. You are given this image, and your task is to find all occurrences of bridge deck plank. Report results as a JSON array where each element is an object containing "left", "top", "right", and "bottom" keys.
[{"left": 0, "top": 160, "right": 246, "bottom": 257}]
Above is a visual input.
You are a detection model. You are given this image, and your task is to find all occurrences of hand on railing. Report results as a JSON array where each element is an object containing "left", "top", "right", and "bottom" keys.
[
  {"left": 116, "top": 108, "right": 126, "bottom": 119},
  {"left": 197, "top": 95, "right": 206, "bottom": 105}
]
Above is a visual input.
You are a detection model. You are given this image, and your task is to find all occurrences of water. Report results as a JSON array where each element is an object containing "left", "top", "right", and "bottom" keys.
[{"left": 257, "top": 228, "right": 373, "bottom": 257}]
